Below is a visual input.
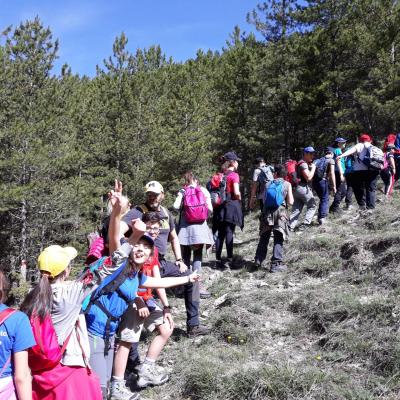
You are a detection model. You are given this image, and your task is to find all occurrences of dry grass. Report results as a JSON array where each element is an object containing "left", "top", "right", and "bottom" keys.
[{"left": 143, "top": 190, "right": 400, "bottom": 399}]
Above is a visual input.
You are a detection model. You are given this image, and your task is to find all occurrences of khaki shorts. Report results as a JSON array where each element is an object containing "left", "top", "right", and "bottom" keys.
[{"left": 118, "top": 300, "right": 164, "bottom": 343}]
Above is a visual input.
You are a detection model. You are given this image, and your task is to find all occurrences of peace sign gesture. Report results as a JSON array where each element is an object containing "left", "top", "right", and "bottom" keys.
[{"left": 109, "top": 179, "right": 124, "bottom": 215}]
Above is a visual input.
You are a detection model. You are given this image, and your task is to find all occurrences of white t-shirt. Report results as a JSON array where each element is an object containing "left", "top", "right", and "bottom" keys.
[{"left": 352, "top": 142, "right": 372, "bottom": 171}]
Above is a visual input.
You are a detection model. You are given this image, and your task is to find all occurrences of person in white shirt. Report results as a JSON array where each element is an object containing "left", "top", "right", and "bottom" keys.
[{"left": 337, "top": 134, "right": 380, "bottom": 210}]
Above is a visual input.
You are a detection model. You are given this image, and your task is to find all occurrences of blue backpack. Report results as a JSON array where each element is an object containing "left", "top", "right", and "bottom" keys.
[
  {"left": 264, "top": 179, "right": 285, "bottom": 210},
  {"left": 82, "top": 258, "right": 132, "bottom": 355}
]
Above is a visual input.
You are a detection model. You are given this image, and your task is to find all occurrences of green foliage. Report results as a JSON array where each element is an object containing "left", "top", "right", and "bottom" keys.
[{"left": 2, "top": 2, "right": 400, "bottom": 290}]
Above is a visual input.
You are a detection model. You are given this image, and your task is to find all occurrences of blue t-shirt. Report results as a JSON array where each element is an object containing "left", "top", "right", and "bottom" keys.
[
  {"left": 86, "top": 271, "right": 147, "bottom": 338},
  {"left": 0, "top": 304, "right": 36, "bottom": 378},
  {"left": 333, "top": 147, "right": 345, "bottom": 173}
]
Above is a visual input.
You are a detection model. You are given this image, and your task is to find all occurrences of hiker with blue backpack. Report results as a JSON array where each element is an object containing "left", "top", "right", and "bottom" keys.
[
  {"left": 173, "top": 171, "right": 214, "bottom": 299},
  {"left": 214, "top": 151, "right": 244, "bottom": 269},
  {"left": 254, "top": 165, "right": 293, "bottom": 272},
  {"left": 288, "top": 147, "right": 317, "bottom": 231},
  {"left": 0, "top": 270, "right": 35, "bottom": 400},
  {"left": 86, "top": 181, "right": 201, "bottom": 400},
  {"left": 312, "top": 148, "right": 336, "bottom": 225},
  {"left": 249, "top": 157, "right": 274, "bottom": 211},
  {"left": 337, "top": 134, "right": 382, "bottom": 210}
]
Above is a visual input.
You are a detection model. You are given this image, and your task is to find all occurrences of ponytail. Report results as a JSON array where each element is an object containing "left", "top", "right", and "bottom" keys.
[{"left": 20, "top": 273, "right": 53, "bottom": 321}]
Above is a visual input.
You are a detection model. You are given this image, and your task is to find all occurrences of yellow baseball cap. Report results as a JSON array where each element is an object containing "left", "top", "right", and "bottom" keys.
[
  {"left": 38, "top": 245, "right": 78, "bottom": 278},
  {"left": 144, "top": 181, "right": 164, "bottom": 194}
]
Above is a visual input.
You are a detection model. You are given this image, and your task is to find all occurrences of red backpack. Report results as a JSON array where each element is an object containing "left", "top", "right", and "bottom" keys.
[
  {"left": 28, "top": 314, "right": 73, "bottom": 373},
  {"left": 182, "top": 186, "right": 209, "bottom": 224},
  {"left": 285, "top": 159, "right": 300, "bottom": 186}
]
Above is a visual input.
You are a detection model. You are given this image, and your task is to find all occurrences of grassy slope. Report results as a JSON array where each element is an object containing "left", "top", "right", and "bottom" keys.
[{"left": 142, "top": 192, "right": 400, "bottom": 400}]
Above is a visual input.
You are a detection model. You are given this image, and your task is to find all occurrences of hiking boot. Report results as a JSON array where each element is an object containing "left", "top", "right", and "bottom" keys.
[
  {"left": 224, "top": 258, "right": 233, "bottom": 269},
  {"left": 295, "top": 224, "right": 311, "bottom": 233},
  {"left": 187, "top": 324, "right": 210, "bottom": 337},
  {"left": 136, "top": 362, "right": 169, "bottom": 388},
  {"left": 270, "top": 262, "right": 288, "bottom": 273},
  {"left": 110, "top": 379, "right": 140, "bottom": 400},
  {"left": 318, "top": 218, "right": 326, "bottom": 225}
]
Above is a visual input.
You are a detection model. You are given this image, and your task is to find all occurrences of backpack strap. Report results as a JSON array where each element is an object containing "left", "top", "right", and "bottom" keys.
[
  {"left": 59, "top": 324, "right": 75, "bottom": 356},
  {"left": 0, "top": 308, "right": 17, "bottom": 325},
  {"left": 92, "top": 300, "right": 120, "bottom": 356},
  {"left": 0, "top": 308, "right": 18, "bottom": 378},
  {"left": 223, "top": 170, "right": 234, "bottom": 201},
  {"left": 86, "top": 260, "right": 132, "bottom": 355},
  {"left": 136, "top": 204, "right": 149, "bottom": 214},
  {"left": 74, "top": 319, "right": 91, "bottom": 372},
  {"left": 0, "top": 356, "right": 11, "bottom": 378}
]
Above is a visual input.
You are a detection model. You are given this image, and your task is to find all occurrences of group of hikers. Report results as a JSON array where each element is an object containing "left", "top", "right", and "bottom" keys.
[
  {"left": 0, "top": 133, "right": 399, "bottom": 400},
  {"left": 250, "top": 133, "right": 399, "bottom": 271}
]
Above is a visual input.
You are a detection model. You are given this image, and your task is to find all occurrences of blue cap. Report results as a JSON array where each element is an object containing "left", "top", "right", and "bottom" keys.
[
  {"left": 335, "top": 137, "right": 347, "bottom": 143},
  {"left": 139, "top": 234, "right": 155, "bottom": 247},
  {"left": 303, "top": 146, "right": 315, "bottom": 153},
  {"left": 223, "top": 151, "right": 241, "bottom": 161}
]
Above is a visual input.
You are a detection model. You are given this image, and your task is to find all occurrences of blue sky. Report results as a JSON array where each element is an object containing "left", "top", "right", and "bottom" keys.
[{"left": 1, "top": 1, "right": 262, "bottom": 76}]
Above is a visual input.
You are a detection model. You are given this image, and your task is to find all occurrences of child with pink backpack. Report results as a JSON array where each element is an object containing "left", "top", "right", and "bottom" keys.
[
  {"left": 173, "top": 171, "right": 214, "bottom": 299},
  {"left": 20, "top": 245, "right": 106, "bottom": 400}
]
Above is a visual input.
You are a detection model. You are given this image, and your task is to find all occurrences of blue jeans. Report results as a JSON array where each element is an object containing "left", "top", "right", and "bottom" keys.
[
  {"left": 255, "top": 229, "right": 284, "bottom": 264},
  {"left": 313, "top": 179, "right": 329, "bottom": 219},
  {"left": 181, "top": 245, "right": 203, "bottom": 303}
]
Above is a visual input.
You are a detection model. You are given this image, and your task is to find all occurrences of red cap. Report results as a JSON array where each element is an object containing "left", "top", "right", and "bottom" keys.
[{"left": 359, "top": 133, "right": 372, "bottom": 143}]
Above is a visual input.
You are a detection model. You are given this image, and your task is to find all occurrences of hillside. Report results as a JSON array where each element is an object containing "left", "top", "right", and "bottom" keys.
[{"left": 138, "top": 192, "right": 400, "bottom": 400}]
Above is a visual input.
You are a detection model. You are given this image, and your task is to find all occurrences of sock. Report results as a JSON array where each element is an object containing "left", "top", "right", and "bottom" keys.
[
  {"left": 112, "top": 376, "right": 124, "bottom": 382},
  {"left": 144, "top": 357, "right": 156, "bottom": 364}
]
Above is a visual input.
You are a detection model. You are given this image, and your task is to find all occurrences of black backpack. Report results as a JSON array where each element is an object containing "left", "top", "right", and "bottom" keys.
[{"left": 313, "top": 157, "right": 329, "bottom": 182}]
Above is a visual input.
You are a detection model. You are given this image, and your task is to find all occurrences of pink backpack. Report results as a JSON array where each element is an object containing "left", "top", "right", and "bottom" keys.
[
  {"left": 28, "top": 314, "right": 72, "bottom": 373},
  {"left": 182, "top": 186, "right": 209, "bottom": 224}
]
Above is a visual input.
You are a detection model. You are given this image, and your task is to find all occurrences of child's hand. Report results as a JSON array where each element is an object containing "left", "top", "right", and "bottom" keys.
[
  {"left": 109, "top": 180, "right": 123, "bottom": 214},
  {"left": 130, "top": 219, "right": 147, "bottom": 241},
  {"left": 188, "top": 272, "right": 201, "bottom": 283},
  {"left": 138, "top": 305, "right": 150, "bottom": 318}
]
